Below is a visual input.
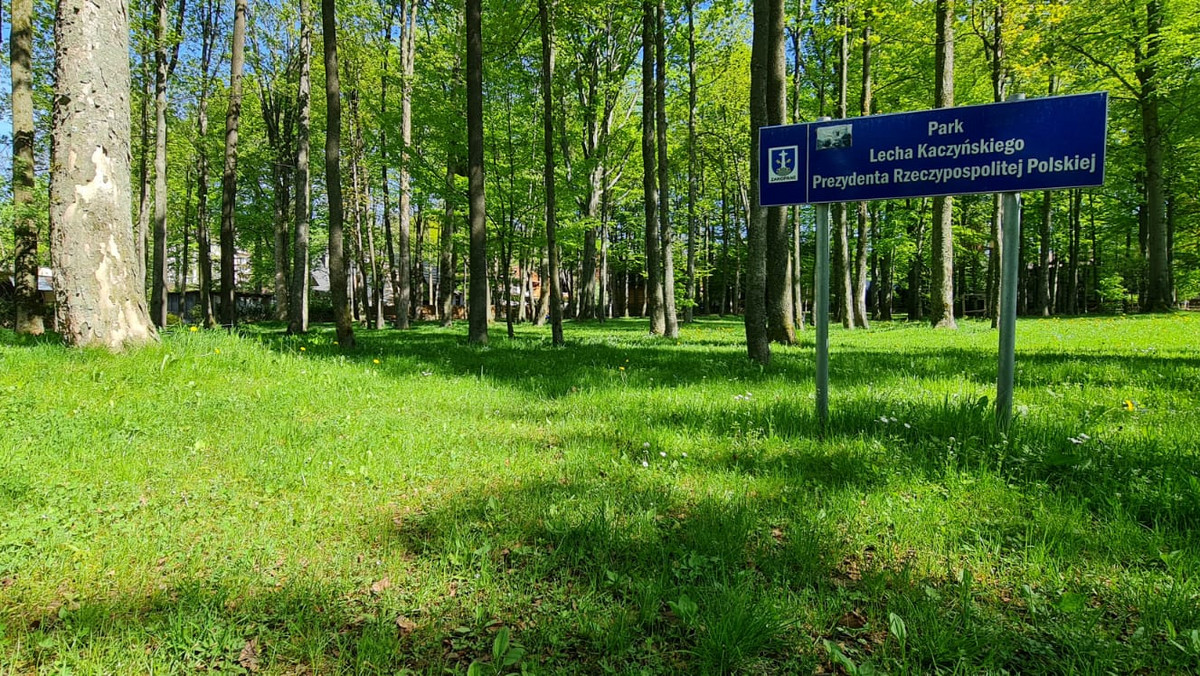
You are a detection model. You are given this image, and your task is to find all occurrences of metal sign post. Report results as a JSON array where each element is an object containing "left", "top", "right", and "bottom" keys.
[
  {"left": 996, "top": 190, "right": 1022, "bottom": 430},
  {"left": 815, "top": 203, "right": 831, "bottom": 430}
]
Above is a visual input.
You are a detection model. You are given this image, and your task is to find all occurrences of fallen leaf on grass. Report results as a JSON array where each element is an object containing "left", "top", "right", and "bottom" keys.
[
  {"left": 370, "top": 577, "right": 392, "bottom": 595},
  {"left": 836, "top": 610, "right": 867, "bottom": 630},
  {"left": 238, "top": 638, "right": 261, "bottom": 672},
  {"left": 396, "top": 615, "right": 417, "bottom": 635}
]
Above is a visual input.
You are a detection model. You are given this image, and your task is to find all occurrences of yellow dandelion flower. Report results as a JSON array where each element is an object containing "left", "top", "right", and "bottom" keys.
[
  {"left": 1123, "top": 400, "right": 1135, "bottom": 411},
  {"left": 214, "top": 348, "right": 221, "bottom": 355},
  {"left": 619, "top": 366, "right": 625, "bottom": 371},
  {"left": 189, "top": 326, "right": 198, "bottom": 332},
  {"left": 373, "top": 359, "right": 381, "bottom": 364},
  {"left": 300, "top": 347, "right": 306, "bottom": 351}
]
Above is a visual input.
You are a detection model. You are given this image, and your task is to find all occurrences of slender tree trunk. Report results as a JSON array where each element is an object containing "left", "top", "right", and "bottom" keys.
[
  {"left": 642, "top": 0, "right": 665, "bottom": 335},
  {"left": 656, "top": 0, "right": 679, "bottom": 338},
  {"left": 984, "top": 3, "right": 1005, "bottom": 328},
  {"left": 136, "top": 40, "right": 152, "bottom": 292},
  {"left": 684, "top": 0, "right": 697, "bottom": 324},
  {"left": 833, "top": 9, "right": 853, "bottom": 329},
  {"left": 537, "top": 0, "right": 564, "bottom": 345},
  {"left": 1038, "top": 190, "right": 1053, "bottom": 316},
  {"left": 12, "top": 0, "right": 43, "bottom": 334},
  {"left": 439, "top": 160, "right": 456, "bottom": 326},
  {"left": 396, "top": 0, "right": 418, "bottom": 328},
  {"left": 466, "top": 0, "right": 488, "bottom": 343},
  {"left": 1139, "top": 0, "right": 1170, "bottom": 311},
  {"left": 219, "top": 0, "right": 247, "bottom": 327},
  {"left": 745, "top": 0, "right": 771, "bottom": 364},
  {"left": 323, "top": 0, "right": 354, "bottom": 347},
  {"left": 51, "top": 0, "right": 156, "bottom": 349},
  {"left": 929, "top": 0, "right": 956, "bottom": 328},
  {"left": 852, "top": 8, "right": 871, "bottom": 329},
  {"left": 289, "top": 0, "right": 312, "bottom": 334}
]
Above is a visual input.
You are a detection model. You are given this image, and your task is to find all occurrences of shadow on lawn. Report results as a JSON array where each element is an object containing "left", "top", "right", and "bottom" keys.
[
  {"left": 244, "top": 320, "right": 1200, "bottom": 529},
  {"left": 242, "top": 320, "right": 1200, "bottom": 405}
]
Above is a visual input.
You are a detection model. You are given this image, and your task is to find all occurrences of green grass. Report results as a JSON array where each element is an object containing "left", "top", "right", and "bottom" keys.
[{"left": 2, "top": 314, "right": 1199, "bottom": 674}]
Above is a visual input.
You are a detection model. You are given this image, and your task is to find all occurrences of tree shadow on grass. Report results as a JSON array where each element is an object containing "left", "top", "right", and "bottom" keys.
[{"left": 241, "top": 320, "right": 1200, "bottom": 400}]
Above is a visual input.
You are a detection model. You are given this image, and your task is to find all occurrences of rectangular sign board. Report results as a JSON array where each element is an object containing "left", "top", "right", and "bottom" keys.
[{"left": 759, "top": 92, "right": 1108, "bottom": 206}]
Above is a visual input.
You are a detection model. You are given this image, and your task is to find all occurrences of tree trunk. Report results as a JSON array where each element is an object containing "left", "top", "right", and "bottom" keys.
[
  {"left": 642, "top": 0, "right": 665, "bottom": 336},
  {"left": 745, "top": 0, "right": 771, "bottom": 364},
  {"left": 51, "top": 0, "right": 156, "bottom": 350},
  {"left": 684, "top": 0, "right": 697, "bottom": 324},
  {"left": 1038, "top": 190, "right": 1053, "bottom": 316},
  {"left": 466, "top": 0, "right": 488, "bottom": 343},
  {"left": 538, "top": 0, "right": 564, "bottom": 344},
  {"left": 765, "top": 0, "right": 793, "bottom": 344},
  {"left": 1139, "top": 0, "right": 1170, "bottom": 311},
  {"left": 12, "top": 0, "right": 43, "bottom": 334},
  {"left": 323, "top": 0, "right": 354, "bottom": 347},
  {"left": 833, "top": 9, "right": 853, "bottom": 329},
  {"left": 396, "top": 0, "right": 418, "bottom": 328},
  {"left": 439, "top": 160, "right": 456, "bottom": 326},
  {"left": 656, "top": 0, "right": 679, "bottom": 338},
  {"left": 219, "top": 0, "right": 246, "bottom": 327},
  {"left": 289, "top": 0, "right": 312, "bottom": 334},
  {"left": 852, "top": 8, "right": 871, "bottom": 329},
  {"left": 929, "top": 0, "right": 956, "bottom": 329}
]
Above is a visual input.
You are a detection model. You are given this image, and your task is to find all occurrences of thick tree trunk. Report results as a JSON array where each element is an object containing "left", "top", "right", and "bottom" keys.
[
  {"left": 289, "top": 0, "right": 312, "bottom": 334},
  {"left": 12, "top": 0, "right": 43, "bottom": 334},
  {"left": 51, "top": 0, "right": 156, "bottom": 350},
  {"left": 929, "top": 0, "right": 956, "bottom": 328},
  {"left": 466, "top": 0, "right": 488, "bottom": 343},
  {"left": 219, "top": 0, "right": 246, "bottom": 327},
  {"left": 539, "top": 0, "right": 564, "bottom": 345},
  {"left": 323, "top": 0, "right": 354, "bottom": 347},
  {"left": 642, "top": 0, "right": 665, "bottom": 335},
  {"left": 745, "top": 0, "right": 771, "bottom": 364}
]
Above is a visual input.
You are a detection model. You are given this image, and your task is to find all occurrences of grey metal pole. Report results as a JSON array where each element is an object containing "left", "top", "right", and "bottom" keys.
[
  {"left": 815, "top": 202, "right": 831, "bottom": 429},
  {"left": 814, "top": 116, "right": 832, "bottom": 431},
  {"left": 996, "top": 94, "right": 1025, "bottom": 431},
  {"left": 996, "top": 190, "right": 1022, "bottom": 430}
]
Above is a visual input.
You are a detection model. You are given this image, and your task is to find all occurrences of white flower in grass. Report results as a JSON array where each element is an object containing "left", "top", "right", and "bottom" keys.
[
  {"left": 660, "top": 451, "right": 666, "bottom": 457},
  {"left": 641, "top": 460, "right": 649, "bottom": 468}
]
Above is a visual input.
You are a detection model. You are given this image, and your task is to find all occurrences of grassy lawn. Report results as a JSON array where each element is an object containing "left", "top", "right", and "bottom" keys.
[{"left": 2, "top": 315, "right": 1199, "bottom": 674}]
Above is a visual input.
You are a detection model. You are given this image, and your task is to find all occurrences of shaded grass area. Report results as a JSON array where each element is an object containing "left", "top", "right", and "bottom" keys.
[{"left": 1, "top": 315, "right": 1199, "bottom": 674}]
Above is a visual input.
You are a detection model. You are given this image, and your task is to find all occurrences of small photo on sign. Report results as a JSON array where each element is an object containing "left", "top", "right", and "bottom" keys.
[
  {"left": 768, "top": 146, "right": 799, "bottom": 183},
  {"left": 816, "top": 124, "right": 853, "bottom": 150}
]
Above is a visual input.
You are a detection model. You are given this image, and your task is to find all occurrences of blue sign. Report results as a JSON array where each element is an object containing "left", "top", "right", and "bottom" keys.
[{"left": 759, "top": 92, "right": 1108, "bottom": 206}]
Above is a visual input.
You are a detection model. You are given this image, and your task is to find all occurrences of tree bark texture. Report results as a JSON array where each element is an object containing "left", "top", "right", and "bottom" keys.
[
  {"left": 539, "top": 0, "right": 564, "bottom": 345},
  {"left": 12, "top": 0, "right": 44, "bottom": 334},
  {"left": 51, "top": 0, "right": 156, "bottom": 350},
  {"left": 745, "top": 0, "right": 771, "bottom": 364},
  {"left": 289, "top": 0, "right": 312, "bottom": 334},
  {"left": 929, "top": 0, "right": 957, "bottom": 328},
  {"left": 466, "top": 0, "right": 488, "bottom": 343},
  {"left": 642, "top": 0, "right": 665, "bottom": 335},
  {"left": 765, "top": 0, "right": 794, "bottom": 344},
  {"left": 656, "top": 0, "right": 679, "bottom": 338},
  {"left": 219, "top": 0, "right": 246, "bottom": 327},
  {"left": 323, "top": 0, "right": 355, "bottom": 347}
]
